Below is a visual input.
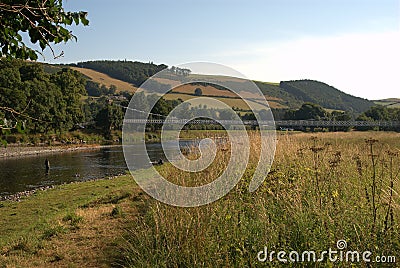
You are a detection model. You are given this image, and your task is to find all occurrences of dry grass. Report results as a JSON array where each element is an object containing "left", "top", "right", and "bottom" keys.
[
  {"left": 171, "top": 85, "right": 237, "bottom": 98},
  {"left": 170, "top": 84, "right": 286, "bottom": 108},
  {"left": 187, "top": 74, "right": 254, "bottom": 83},
  {"left": 71, "top": 67, "right": 138, "bottom": 93},
  {"left": 2, "top": 203, "right": 129, "bottom": 267},
  {"left": 122, "top": 131, "right": 400, "bottom": 267},
  {"left": 153, "top": 77, "right": 181, "bottom": 87},
  {"left": 164, "top": 93, "right": 282, "bottom": 110}
]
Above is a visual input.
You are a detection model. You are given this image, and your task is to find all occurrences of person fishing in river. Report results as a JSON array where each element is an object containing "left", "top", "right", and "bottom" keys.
[{"left": 45, "top": 158, "right": 50, "bottom": 174}]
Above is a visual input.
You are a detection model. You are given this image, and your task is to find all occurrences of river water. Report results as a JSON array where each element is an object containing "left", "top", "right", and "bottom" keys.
[{"left": 0, "top": 142, "right": 193, "bottom": 196}]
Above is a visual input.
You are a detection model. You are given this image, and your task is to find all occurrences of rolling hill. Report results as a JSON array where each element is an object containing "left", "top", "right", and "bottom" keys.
[
  {"left": 374, "top": 98, "right": 400, "bottom": 108},
  {"left": 63, "top": 60, "right": 377, "bottom": 114},
  {"left": 70, "top": 66, "right": 138, "bottom": 93},
  {"left": 278, "top": 80, "right": 373, "bottom": 113}
]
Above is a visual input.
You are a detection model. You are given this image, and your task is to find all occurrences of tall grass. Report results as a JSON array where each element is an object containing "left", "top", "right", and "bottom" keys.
[{"left": 120, "top": 132, "right": 400, "bottom": 267}]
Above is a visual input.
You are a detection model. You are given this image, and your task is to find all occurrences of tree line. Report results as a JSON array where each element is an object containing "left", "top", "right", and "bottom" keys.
[
  {"left": 73, "top": 60, "right": 168, "bottom": 87},
  {"left": 282, "top": 102, "right": 400, "bottom": 131},
  {"left": 0, "top": 59, "right": 127, "bottom": 143},
  {"left": 0, "top": 59, "right": 86, "bottom": 134}
]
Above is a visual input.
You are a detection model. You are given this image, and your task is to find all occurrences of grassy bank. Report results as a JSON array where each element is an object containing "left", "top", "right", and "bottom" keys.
[
  {"left": 0, "top": 175, "right": 143, "bottom": 267},
  {"left": 1, "top": 131, "right": 400, "bottom": 267}
]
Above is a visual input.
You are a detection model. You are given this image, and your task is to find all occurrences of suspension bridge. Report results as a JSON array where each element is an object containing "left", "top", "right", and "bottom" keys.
[{"left": 123, "top": 119, "right": 400, "bottom": 128}]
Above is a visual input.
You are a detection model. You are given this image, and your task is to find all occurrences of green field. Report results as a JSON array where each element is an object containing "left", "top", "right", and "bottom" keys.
[{"left": 374, "top": 99, "right": 400, "bottom": 108}]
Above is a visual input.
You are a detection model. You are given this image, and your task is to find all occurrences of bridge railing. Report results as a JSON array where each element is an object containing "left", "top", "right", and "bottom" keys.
[
  {"left": 123, "top": 119, "right": 400, "bottom": 128},
  {"left": 275, "top": 120, "right": 400, "bottom": 127}
]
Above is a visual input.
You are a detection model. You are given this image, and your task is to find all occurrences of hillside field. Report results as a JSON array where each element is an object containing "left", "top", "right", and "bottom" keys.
[
  {"left": 66, "top": 61, "right": 379, "bottom": 113},
  {"left": 71, "top": 67, "right": 138, "bottom": 93},
  {"left": 374, "top": 98, "right": 400, "bottom": 108},
  {"left": 163, "top": 93, "right": 283, "bottom": 110}
]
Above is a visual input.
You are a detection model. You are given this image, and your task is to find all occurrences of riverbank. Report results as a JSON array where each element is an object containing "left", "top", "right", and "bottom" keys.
[
  {"left": 0, "top": 144, "right": 121, "bottom": 159},
  {"left": 0, "top": 129, "right": 228, "bottom": 159},
  {"left": 0, "top": 174, "right": 143, "bottom": 267},
  {"left": 0, "top": 172, "right": 127, "bottom": 202}
]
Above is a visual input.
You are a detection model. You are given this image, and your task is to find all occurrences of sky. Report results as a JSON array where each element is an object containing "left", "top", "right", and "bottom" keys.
[{"left": 41, "top": 0, "right": 400, "bottom": 100}]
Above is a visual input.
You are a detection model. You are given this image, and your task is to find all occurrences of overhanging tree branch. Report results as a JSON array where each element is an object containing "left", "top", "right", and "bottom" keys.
[
  {"left": 0, "top": 0, "right": 89, "bottom": 60},
  {"left": 0, "top": 105, "right": 50, "bottom": 126}
]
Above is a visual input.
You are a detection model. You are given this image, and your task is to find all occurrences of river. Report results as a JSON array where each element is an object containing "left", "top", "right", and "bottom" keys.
[{"left": 0, "top": 141, "right": 193, "bottom": 196}]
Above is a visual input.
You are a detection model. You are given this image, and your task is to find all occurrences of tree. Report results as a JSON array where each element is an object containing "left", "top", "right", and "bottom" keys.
[
  {"left": 330, "top": 111, "right": 352, "bottom": 131},
  {"left": 0, "top": 0, "right": 89, "bottom": 60},
  {"left": 24, "top": 77, "right": 57, "bottom": 133},
  {"left": 95, "top": 104, "right": 123, "bottom": 138},
  {"left": 356, "top": 105, "right": 391, "bottom": 131},
  {"left": 109, "top": 85, "right": 117, "bottom": 95},
  {"left": 194, "top": 88, "right": 203, "bottom": 96},
  {"left": 1, "top": 60, "right": 87, "bottom": 134},
  {"left": 77, "top": 61, "right": 168, "bottom": 87},
  {"left": 130, "top": 92, "right": 149, "bottom": 118},
  {"left": 293, "top": 103, "right": 326, "bottom": 120},
  {"left": 363, "top": 105, "right": 390, "bottom": 121},
  {"left": 86, "top": 81, "right": 103, "bottom": 97},
  {"left": 258, "top": 109, "right": 271, "bottom": 120},
  {"left": 51, "top": 68, "right": 87, "bottom": 132}
]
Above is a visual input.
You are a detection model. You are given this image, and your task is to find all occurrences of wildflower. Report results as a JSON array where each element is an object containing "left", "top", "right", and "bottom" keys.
[{"left": 332, "top": 190, "right": 339, "bottom": 198}]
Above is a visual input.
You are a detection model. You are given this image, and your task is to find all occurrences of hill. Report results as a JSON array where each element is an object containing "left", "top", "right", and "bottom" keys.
[
  {"left": 166, "top": 80, "right": 288, "bottom": 109},
  {"left": 72, "top": 60, "right": 167, "bottom": 87},
  {"left": 374, "top": 98, "right": 400, "bottom": 108},
  {"left": 279, "top": 80, "right": 373, "bottom": 113},
  {"left": 70, "top": 66, "right": 137, "bottom": 93},
  {"left": 66, "top": 60, "right": 376, "bottom": 113}
]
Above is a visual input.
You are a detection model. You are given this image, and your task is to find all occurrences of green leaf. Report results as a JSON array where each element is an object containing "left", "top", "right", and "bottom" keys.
[
  {"left": 39, "top": 40, "right": 47, "bottom": 50},
  {"left": 1, "top": 139, "right": 7, "bottom": 148},
  {"left": 2, "top": 128, "right": 11, "bottom": 136},
  {"left": 73, "top": 14, "right": 80, "bottom": 25},
  {"left": 64, "top": 16, "right": 72, "bottom": 25},
  {"left": 80, "top": 13, "right": 89, "bottom": 26},
  {"left": 16, "top": 121, "right": 25, "bottom": 134}
]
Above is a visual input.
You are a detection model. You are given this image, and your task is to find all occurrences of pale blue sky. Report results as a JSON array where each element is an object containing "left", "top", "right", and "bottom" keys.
[{"left": 42, "top": 0, "right": 400, "bottom": 99}]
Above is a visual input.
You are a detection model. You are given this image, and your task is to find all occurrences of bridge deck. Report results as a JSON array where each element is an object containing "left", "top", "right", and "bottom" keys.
[{"left": 123, "top": 119, "right": 400, "bottom": 127}]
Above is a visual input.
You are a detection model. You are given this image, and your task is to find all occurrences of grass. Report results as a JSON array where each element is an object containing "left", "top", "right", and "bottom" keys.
[
  {"left": 121, "top": 131, "right": 400, "bottom": 267},
  {"left": 163, "top": 93, "right": 283, "bottom": 110},
  {"left": 0, "top": 175, "right": 143, "bottom": 267},
  {"left": 374, "top": 100, "right": 400, "bottom": 108},
  {"left": 171, "top": 84, "right": 239, "bottom": 98},
  {"left": 70, "top": 66, "right": 138, "bottom": 93},
  {"left": 1, "top": 131, "right": 400, "bottom": 267}
]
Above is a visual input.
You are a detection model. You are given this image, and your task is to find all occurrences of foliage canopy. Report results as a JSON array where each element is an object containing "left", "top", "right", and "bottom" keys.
[
  {"left": 0, "top": 59, "right": 86, "bottom": 134},
  {"left": 0, "top": 0, "right": 89, "bottom": 60}
]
